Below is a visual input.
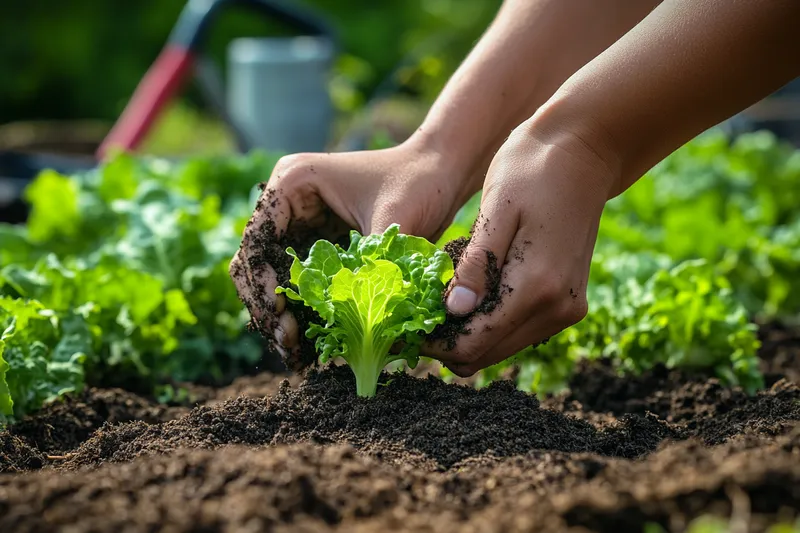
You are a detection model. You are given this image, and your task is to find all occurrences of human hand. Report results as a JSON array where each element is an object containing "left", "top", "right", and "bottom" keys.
[
  {"left": 229, "top": 139, "right": 476, "bottom": 369},
  {"left": 423, "top": 119, "right": 621, "bottom": 376}
]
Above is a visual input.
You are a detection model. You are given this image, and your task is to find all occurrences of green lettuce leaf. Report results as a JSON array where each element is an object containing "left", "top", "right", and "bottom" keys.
[
  {"left": 277, "top": 224, "right": 454, "bottom": 397},
  {"left": 0, "top": 296, "right": 88, "bottom": 423}
]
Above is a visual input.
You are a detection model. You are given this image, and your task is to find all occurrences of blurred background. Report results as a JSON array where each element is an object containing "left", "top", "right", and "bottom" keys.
[
  {"left": 0, "top": 0, "right": 798, "bottom": 159},
  {"left": 0, "top": 0, "right": 503, "bottom": 158}
]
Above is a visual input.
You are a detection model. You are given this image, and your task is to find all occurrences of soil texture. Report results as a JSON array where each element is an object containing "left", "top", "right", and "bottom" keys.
[{"left": 1, "top": 326, "right": 799, "bottom": 532}]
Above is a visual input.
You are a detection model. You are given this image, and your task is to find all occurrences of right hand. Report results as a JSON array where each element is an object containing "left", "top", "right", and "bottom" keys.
[{"left": 229, "top": 139, "right": 474, "bottom": 369}]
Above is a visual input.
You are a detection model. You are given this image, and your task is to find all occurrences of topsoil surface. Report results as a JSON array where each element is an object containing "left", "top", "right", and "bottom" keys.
[{"left": 1, "top": 324, "right": 799, "bottom": 532}]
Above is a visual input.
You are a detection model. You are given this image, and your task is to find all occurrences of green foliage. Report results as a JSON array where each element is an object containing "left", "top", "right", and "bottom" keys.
[
  {"left": 0, "top": 296, "right": 87, "bottom": 422},
  {"left": 277, "top": 224, "right": 454, "bottom": 397},
  {"left": 509, "top": 256, "right": 763, "bottom": 395},
  {"left": 1, "top": 125, "right": 795, "bottom": 413},
  {"left": 0, "top": 149, "right": 281, "bottom": 419},
  {"left": 599, "top": 129, "right": 800, "bottom": 319}
]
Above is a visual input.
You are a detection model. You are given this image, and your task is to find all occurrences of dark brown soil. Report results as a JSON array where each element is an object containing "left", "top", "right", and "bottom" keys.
[
  {"left": 759, "top": 321, "right": 800, "bottom": 385},
  {"left": 0, "top": 387, "right": 182, "bottom": 472},
  {"left": 60, "top": 365, "right": 678, "bottom": 471},
  {"left": 544, "top": 360, "right": 800, "bottom": 445},
  {"left": 1, "top": 326, "right": 799, "bottom": 532},
  {"left": 182, "top": 371, "right": 303, "bottom": 406}
]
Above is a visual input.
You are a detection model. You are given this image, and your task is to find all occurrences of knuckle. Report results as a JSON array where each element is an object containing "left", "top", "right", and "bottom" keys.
[
  {"left": 561, "top": 297, "right": 588, "bottom": 326},
  {"left": 534, "top": 276, "right": 564, "bottom": 307},
  {"left": 272, "top": 154, "right": 312, "bottom": 183},
  {"left": 527, "top": 275, "right": 588, "bottom": 327},
  {"left": 450, "top": 342, "right": 484, "bottom": 366}
]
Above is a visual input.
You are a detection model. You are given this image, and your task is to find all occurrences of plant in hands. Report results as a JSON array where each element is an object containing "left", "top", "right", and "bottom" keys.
[
  {"left": 229, "top": 142, "right": 476, "bottom": 370},
  {"left": 275, "top": 224, "right": 454, "bottom": 397}
]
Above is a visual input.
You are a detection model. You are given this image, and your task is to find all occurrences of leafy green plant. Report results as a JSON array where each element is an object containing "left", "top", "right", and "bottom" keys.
[
  {"left": 0, "top": 296, "right": 88, "bottom": 422},
  {"left": 0, "top": 149, "right": 281, "bottom": 420},
  {"left": 508, "top": 256, "right": 762, "bottom": 395},
  {"left": 277, "top": 224, "right": 454, "bottom": 397},
  {"left": 598, "top": 128, "right": 800, "bottom": 320}
]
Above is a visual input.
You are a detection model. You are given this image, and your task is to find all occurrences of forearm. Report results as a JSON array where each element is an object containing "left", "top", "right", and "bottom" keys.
[
  {"left": 410, "top": 0, "right": 660, "bottom": 202},
  {"left": 530, "top": 0, "right": 800, "bottom": 196}
]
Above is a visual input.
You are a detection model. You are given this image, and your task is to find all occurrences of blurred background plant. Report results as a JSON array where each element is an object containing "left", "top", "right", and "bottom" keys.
[{"left": 0, "top": 0, "right": 501, "bottom": 155}]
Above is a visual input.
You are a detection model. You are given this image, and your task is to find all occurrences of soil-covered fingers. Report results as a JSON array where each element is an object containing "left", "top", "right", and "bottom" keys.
[
  {"left": 425, "top": 238, "right": 588, "bottom": 377},
  {"left": 231, "top": 154, "right": 332, "bottom": 345},
  {"left": 441, "top": 193, "right": 520, "bottom": 317},
  {"left": 420, "top": 186, "right": 524, "bottom": 369}
]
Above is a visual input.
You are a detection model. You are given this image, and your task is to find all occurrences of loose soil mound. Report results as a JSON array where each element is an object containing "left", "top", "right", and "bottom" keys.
[
  {"left": 1, "top": 327, "right": 799, "bottom": 532},
  {"left": 63, "top": 366, "right": 678, "bottom": 470},
  {"left": 0, "top": 387, "right": 182, "bottom": 472},
  {"left": 545, "top": 361, "right": 800, "bottom": 445},
  {"left": 181, "top": 371, "right": 303, "bottom": 406}
]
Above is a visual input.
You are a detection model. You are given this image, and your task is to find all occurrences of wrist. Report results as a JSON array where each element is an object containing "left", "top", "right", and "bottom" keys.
[
  {"left": 402, "top": 129, "right": 485, "bottom": 206},
  {"left": 519, "top": 90, "right": 626, "bottom": 199}
]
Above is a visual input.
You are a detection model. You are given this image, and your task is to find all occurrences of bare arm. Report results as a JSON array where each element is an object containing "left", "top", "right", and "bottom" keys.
[
  {"left": 425, "top": 0, "right": 800, "bottom": 375},
  {"left": 231, "top": 0, "right": 664, "bottom": 364},
  {"left": 411, "top": 0, "right": 661, "bottom": 205},
  {"left": 528, "top": 0, "right": 800, "bottom": 196}
]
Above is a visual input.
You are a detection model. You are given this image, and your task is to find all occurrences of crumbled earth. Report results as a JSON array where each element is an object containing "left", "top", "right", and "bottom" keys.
[{"left": 0, "top": 326, "right": 799, "bottom": 532}]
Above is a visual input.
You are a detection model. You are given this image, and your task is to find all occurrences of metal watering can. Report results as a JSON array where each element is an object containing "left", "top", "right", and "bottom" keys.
[{"left": 98, "top": 0, "right": 339, "bottom": 159}]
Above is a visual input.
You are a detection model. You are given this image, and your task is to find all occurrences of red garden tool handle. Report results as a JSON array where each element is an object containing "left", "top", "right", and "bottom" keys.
[
  {"left": 97, "top": 46, "right": 194, "bottom": 160},
  {"left": 95, "top": 0, "right": 337, "bottom": 161}
]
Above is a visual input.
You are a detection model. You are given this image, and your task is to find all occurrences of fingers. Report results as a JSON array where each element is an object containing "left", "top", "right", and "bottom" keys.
[
  {"left": 444, "top": 190, "right": 520, "bottom": 316},
  {"left": 424, "top": 231, "right": 589, "bottom": 377},
  {"left": 245, "top": 154, "right": 314, "bottom": 246},
  {"left": 368, "top": 184, "right": 432, "bottom": 236},
  {"left": 231, "top": 154, "right": 323, "bottom": 352},
  {"left": 276, "top": 311, "right": 299, "bottom": 349},
  {"left": 229, "top": 250, "right": 265, "bottom": 322}
]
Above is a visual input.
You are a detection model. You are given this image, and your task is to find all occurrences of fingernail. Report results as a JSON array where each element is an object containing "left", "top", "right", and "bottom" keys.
[{"left": 446, "top": 286, "right": 478, "bottom": 316}]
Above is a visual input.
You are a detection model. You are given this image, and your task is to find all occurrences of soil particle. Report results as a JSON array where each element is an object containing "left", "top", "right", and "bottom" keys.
[{"left": 63, "top": 366, "right": 678, "bottom": 471}]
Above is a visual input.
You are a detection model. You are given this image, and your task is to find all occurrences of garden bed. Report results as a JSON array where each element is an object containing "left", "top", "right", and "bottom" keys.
[{"left": 1, "top": 325, "right": 798, "bottom": 533}]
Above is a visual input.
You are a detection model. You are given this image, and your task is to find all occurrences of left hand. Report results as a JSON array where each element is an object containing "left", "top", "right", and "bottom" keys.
[{"left": 422, "top": 120, "right": 620, "bottom": 376}]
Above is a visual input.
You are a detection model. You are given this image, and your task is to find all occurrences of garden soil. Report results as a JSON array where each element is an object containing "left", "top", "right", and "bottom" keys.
[{"left": 1, "top": 324, "right": 799, "bottom": 533}]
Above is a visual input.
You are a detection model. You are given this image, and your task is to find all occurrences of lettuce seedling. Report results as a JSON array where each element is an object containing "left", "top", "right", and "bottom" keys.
[{"left": 276, "top": 224, "right": 454, "bottom": 397}]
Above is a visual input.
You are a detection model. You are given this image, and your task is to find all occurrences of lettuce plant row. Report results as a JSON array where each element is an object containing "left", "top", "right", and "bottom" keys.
[{"left": 1, "top": 128, "right": 798, "bottom": 419}]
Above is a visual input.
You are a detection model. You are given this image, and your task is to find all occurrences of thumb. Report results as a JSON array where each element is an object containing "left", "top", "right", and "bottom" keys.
[{"left": 445, "top": 194, "right": 517, "bottom": 316}]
